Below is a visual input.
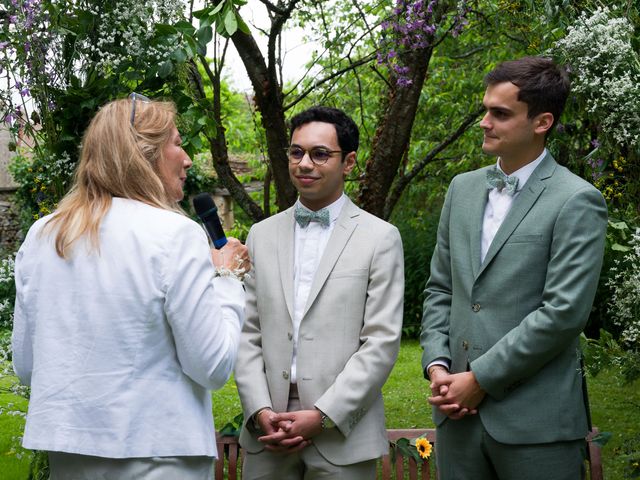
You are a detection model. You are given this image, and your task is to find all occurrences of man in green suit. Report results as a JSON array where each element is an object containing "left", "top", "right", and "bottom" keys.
[{"left": 420, "top": 56, "right": 607, "bottom": 479}]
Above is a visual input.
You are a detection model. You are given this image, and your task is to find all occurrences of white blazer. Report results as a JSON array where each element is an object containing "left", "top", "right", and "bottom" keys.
[{"left": 12, "top": 198, "right": 244, "bottom": 458}]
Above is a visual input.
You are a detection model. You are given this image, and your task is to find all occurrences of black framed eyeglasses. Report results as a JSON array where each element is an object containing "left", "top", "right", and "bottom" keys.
[
  {"left": 285, "top": 146, "right": 343, "bottom": 165},
  {"left": 129, "top": 92, "right": 151, "bottom": 127}
]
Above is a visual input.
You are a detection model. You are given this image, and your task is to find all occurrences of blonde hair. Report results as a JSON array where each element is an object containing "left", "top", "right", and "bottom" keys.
[{"left": 44, "top": 97, "right": 179, "bottom": 258}]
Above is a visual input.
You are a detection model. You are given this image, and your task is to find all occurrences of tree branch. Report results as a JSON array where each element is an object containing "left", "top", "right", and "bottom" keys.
[
  {"left": 189, "top": 59, "right": 265, "bottom": 221},
  {"left": 448, "top": 46, "right": 487, "bottom": 59},
  {"left": 383, "top": 106, "right": 483, "bottom": 218},
  {"left": 255, "top": 0, "right": 286, "bottom": 16},
  {"left": 230, "top": 19, "right": 298, "bottom": 209},
  {"left": 284, "top": 52, "right": 377, "bottom": 110}
]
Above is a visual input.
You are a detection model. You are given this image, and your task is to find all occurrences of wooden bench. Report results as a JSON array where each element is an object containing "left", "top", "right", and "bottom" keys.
[{"left": 215, "top": 428, "right": 604, "bottom": 479}]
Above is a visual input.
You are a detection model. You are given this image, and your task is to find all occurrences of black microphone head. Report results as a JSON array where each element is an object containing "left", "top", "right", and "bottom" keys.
[{"left": 193, "top": 193, "right": 218, "bottom": 219}]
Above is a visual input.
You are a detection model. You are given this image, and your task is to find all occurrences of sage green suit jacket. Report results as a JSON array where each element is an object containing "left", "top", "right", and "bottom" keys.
[
  {"left": 420, "top": 153, "right": 607, "bottom": 444},
  {"left": 235, "top": 198, "right": 404, "bottom": 465}
]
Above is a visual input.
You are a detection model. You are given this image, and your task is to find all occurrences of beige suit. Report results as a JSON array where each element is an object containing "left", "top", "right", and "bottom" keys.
[{"left": 234, "top": 198, "right": 404, "bottom": 466}]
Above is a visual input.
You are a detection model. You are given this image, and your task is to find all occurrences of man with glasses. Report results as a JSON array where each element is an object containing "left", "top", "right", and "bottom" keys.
[{"left": 235, "top": 106, "right": 405, "bottom": 479}]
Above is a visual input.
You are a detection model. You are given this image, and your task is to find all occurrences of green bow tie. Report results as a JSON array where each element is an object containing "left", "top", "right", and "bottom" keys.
[
  {"left": 486, "top": 167, "right": 519, "bottom": 196},
  {"left": 294, "top": 206, "right": 330, "bottom": 228}
]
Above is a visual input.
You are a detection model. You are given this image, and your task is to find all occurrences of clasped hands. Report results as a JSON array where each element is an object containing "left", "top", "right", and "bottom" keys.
[
  {"left": 428, "top": 367, "right": 486, "bottom": 420},
  {"left": 256, "top": 409, "right": 323, "bottom": 454}
]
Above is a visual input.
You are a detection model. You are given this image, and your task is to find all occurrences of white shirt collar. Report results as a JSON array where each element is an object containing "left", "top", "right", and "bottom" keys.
[{"left": 496, "top": 148, "right": 547, "bottom": 192}]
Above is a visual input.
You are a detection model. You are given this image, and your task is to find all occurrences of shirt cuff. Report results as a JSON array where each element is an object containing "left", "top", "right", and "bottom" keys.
[{"left": 426, "top": 359, "right": 450, "bottom": 379}]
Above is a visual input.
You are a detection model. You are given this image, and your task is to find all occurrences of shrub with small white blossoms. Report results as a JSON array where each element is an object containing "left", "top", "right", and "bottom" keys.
[
  {"left": 0, "top": 253, "right": 31, "bottom": 462},
  {"left": 86, "top": 0, "right": 186, "bottom": 74},
  {"left": 552, "top": 7, "right": 640, "bottom": 147},
  {"left": 0, "top": 254, "right": 16, "bottom": 330},
  {"left": 607, "top": 228, "right": 640, "bottom": 348}
]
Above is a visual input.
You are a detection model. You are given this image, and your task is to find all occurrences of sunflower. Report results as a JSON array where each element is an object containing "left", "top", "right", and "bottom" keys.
[{"left": 415, "top": 437, "right": 432, "bottom": 459}]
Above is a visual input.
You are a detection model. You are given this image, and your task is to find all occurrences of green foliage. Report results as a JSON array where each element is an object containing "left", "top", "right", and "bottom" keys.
[
  {"left": 27, "top": 452, "right": 48, "bottom": 480},
  {"left": 1, "top": 0, "right": 251, "bottom": 227},
  {"left": 582, "top": 330, "right": 640, "bottom": 384},
  {"left": 0, "top": 255, "right": 16, "bottom": 331},
  {"left": 394, "top": 199, "right": 441, "bottom": 338},
  {"left": 181, "top": 153, "right": 218, "bottom": 204},
  {"left": 221, "top": 87, "right": 266, "bottom": 157},
  {"left": 218, "top": 412, "right": 244, "bottom": 438},
  {"left": 8, "top": 150, "right": 76, "bottom": 229},
  {"left": 605, "top": 226, "right": 640, "bottom": 349}
]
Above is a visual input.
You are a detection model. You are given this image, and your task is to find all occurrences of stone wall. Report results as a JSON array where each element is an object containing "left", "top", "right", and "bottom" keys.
[
  {"left": 0, "top": 126, "right": 17, "bottom": 189},
  {"left": 0, "top": 125, "right": 22, "bottom": 253},
  {"left": 0, "top": 189, "right": 22, "bottom": 253}
]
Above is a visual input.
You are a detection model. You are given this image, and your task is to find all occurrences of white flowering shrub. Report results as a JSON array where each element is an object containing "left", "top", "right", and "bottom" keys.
[
  {"left": 607, "top": 228, "right": 640, "bottom": 347},
  {"left": 84, "top": 0, "right": 186, "bottom": 74},
  {"left": 553, "top": 7, "right": 640, "bottom": 147},
  {"left": 0, "top": 252, "right": 31, "bottom": 462},
  {"left": 0, "top": 255, "right": 15, "bottom": 330}
]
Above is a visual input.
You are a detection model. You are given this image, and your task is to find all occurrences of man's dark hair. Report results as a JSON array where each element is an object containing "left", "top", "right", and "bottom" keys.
[
  {"left": 485, "top": 56, "right": 570, "bottom": 132},
  {"left": 289, "top": 106, "right": 359, "bottom": 156}
]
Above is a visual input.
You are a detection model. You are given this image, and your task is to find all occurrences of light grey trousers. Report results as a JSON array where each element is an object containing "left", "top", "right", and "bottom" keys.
[{"left": 48, "top": 452, "right": 213, "bottom": 480}]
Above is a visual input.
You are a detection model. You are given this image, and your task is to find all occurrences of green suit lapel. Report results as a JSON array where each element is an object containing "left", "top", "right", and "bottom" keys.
[
  {"left": 470, "top": 169, "right": 490, "bottom": 279},
  {"left": 476, "top": 153, "right": 556, "bottom": 279}
]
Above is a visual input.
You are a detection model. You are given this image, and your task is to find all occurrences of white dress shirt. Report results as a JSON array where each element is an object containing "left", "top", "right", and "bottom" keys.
[
  {"left": 291, "top": 194, "right": 346, "bottom": 383},
  {"left": 12, "top": 198, "right": 245, "bottom": 459},
  {"left": 481, "top": 150, "right": 547, "bottom": 262}
]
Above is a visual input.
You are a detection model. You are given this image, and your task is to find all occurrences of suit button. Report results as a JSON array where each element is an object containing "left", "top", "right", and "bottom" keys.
[
  {"left": 472, "top": 303, "right": 481, "bottom": 312},
  {"left": 287, "top": 332, "right": 293, "bottom": 341},
  {"left": 462, "top": 340, "right": 469, "bottom": 350},
  {"left": 282, "top": 371, "right": 289, "bottom": 380}
]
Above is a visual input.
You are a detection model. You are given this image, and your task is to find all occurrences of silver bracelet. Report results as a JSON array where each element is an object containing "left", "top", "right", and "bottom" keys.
[
  {"left": 214, "top": 266, "right": 247, "bottom": 282},
  {"left": 214, "top": 252, "right": 248, "bottom": 282}
]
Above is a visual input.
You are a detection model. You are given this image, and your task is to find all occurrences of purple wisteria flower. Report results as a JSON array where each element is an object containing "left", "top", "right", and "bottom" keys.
[
  {"left": 380, "top": 0, "right": 470, "bottom": 88},
  {"left": 397, "top": 77, "right": 414, "bottom": 87}
]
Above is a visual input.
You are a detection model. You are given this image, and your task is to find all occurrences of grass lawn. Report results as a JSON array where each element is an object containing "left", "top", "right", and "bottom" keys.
[
  {"left": 0, "top": 374, "right": 31, "bottom": 479},
  {"left": 1, "top": 339, "right": 638, "bottom": 479}
]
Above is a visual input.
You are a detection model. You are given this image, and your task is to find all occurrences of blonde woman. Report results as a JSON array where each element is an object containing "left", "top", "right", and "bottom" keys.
[{"left": 12, "top": 96, "right": 249, "bottom": 479}]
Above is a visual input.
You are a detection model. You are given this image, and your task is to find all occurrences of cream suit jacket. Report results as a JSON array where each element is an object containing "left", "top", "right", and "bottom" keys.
[{"left": 234, "top": 197, "right": 404, "bottom": 465}]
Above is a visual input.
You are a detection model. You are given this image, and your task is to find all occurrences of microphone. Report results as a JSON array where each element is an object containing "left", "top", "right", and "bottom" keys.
[{"left": 193, "top": 193, "right": 228, "bottom": 249}]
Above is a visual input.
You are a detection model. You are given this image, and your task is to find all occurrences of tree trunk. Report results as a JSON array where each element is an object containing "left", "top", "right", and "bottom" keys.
[
  {"left": 188, "top": 60, "right": 265, "bottom": 222},
  {"left": 230, "top": 30, "right": 297, "bottom": 211},
  {"left": 358, "top": 46, "right": 433, "bottom": 219},
  {"left": 358, "top": 1, "right": 463, "bottom": 220}
]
